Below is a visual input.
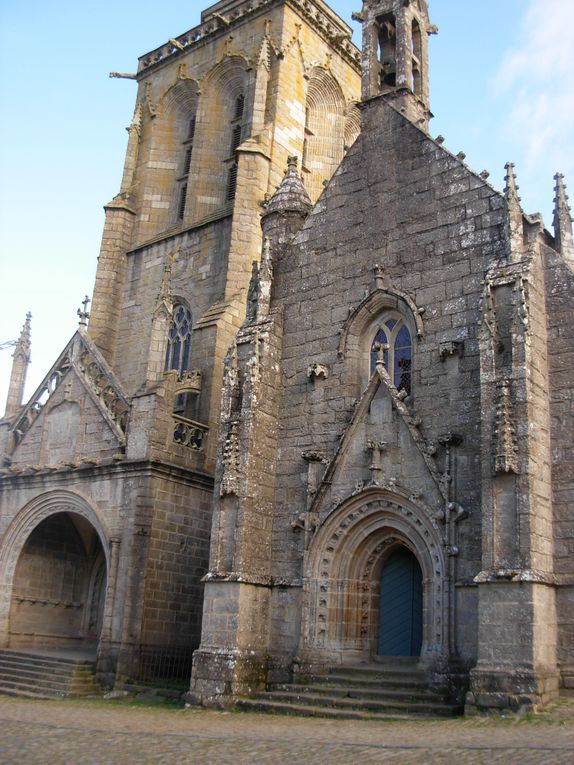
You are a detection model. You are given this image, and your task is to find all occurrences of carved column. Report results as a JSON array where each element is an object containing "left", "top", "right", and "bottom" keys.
[
  {"left": 468, "top": 230, "right": 559, "bottom": 714},
  {"left": 96, "top": 537, "right": 121, "bottom": 683},
  {"left": 190, "top": 237, "right": 283, "bottom": 705}
]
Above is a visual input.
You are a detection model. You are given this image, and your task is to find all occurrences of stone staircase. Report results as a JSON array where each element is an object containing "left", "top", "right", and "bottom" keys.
[
  {"left": 237, "top": 660, "right": 463, "bottom": 720},
  {"left": 0, "top": 649, "right": 100, "bottom": 700}
]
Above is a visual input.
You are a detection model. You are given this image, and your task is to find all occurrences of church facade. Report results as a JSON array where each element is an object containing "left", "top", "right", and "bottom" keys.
[{"left": 1, "top": 0, "right": 573, "bottom": 715}]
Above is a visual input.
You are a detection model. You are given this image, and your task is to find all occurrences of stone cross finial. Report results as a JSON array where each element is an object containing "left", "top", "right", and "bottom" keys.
[
  {"left": 77, "top": 296, "right": 91, "bottom": 329},
  {"left": 374, "top": 263, "right": 385, "bottom": 290},
  {"left": 287, "top": 155, "right": 298, "bottom": 172}
]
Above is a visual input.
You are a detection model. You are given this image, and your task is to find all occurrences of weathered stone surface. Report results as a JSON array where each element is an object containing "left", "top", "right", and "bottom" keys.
[{"left": 1, "top": 0, "right": 572, "bottom": 716}]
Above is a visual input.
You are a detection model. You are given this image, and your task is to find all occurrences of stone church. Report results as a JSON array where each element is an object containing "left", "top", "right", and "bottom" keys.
[{"left": 0, "top": 0, "right": 572, "bottom": 715}]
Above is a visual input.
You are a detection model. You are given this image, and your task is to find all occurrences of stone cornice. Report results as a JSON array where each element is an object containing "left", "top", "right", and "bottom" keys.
[
  {"left": 0, "top": 457, "right": 214, "bottom": 492},
  {"left": 137, "top": 0, "right": 359, "bottom": 77},
  {"left": 202, "top": 570, "right": 302, "bottom": 587}
]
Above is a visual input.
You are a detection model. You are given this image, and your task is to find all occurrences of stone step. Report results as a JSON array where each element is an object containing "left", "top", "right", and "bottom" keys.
[
  {"left": 303, "top": 671, "right": 430, "bottom": 690},
  {"left": 236, "top": 662, "right": 462, "bottom": 720},
  {"left": 0, "top": 666, "right": 75, "bottom": 690},
  {"left": 0, "top": 686, "right": 61, "bottom": 701},
  {"left": 0, "top": 678, "right": 68, "bottom": 697},
  {"left": 0, "top": 650, "right": 99, "bottom": 700},
  {"left": 0, "top": 669, "right": 94, "bottom": 690},
  {"left": 0, "top": 658, "right": 94, "bottom": 676},
  {"left": 272, "top": 682, "right": 448, "bottom": 703},
  {"left": 249, "top": 690, "right": 460, "bottom": 717},
  {"left": 0, "top": 650, "right": 93, "bottom": 669},
  {"left": 236, "top": 697, "right": 460, "bottom": 720}
]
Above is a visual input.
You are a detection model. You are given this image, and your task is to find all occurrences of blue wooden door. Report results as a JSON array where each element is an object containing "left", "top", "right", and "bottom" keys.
[{"left": 378, "top": 547, "right": 423, "bottom": 656}]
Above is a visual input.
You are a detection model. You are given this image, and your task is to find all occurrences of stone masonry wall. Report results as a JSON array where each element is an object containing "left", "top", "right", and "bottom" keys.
[
  {"left": 7, "top": 372, "right": 122, "bottom": 470},
  {"left": 545, "top": 246, "right": 574, "bottom": 677},
  {"left": 270, "top": 97, "right": 509, "bottom": 663},
  {"left": 140, "top": 474, "right": 212, "bottom": 651}
]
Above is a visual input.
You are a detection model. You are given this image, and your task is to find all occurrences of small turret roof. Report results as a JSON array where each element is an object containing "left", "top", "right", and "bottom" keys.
[{"left": 264, "top": 156, "right": 312, "bottom": 217}]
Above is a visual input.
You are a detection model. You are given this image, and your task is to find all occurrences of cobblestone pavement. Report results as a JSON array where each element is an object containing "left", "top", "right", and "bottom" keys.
[{"left": 1, "top": 692, "right": 573, "bottom": 765}]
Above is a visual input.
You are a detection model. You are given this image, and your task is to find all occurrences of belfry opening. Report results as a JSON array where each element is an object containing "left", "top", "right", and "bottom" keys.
[{"left": 8, "top": 512, "right": 106, "bottom": 655}]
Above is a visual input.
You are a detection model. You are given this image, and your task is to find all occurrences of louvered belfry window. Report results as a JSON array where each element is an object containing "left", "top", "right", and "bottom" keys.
[
  {"left": 226, "top": 93, "right": 244, "bottom": 202},
  {"left": 176, "top": 116, "right": 196, "bottom": 221}
]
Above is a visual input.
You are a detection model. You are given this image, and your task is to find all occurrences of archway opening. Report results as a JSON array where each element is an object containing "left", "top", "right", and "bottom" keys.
[
  {"left": 378, "top": 546, "right": 422, "bottom": 657},
  {"left": 8, "top": 512, "right": 107, "bottom": 655}
]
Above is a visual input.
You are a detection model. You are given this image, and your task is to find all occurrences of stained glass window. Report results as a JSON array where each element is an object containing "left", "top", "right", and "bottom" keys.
[
  {"left": 165, "top": 305, "right": 192, "bottom": 375},
  {"left": 370, "top": 316, "right": 412, "bottom": 395}
]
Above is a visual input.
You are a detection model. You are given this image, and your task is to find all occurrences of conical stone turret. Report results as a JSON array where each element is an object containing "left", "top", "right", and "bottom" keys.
[
  {"left": 264, "top": 156, "right": 313, "bottom": 218},
  {"left": 261, "top": 156, "right": 313, "bottom": 245}
]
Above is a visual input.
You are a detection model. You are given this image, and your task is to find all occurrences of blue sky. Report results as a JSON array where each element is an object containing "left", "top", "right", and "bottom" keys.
[{"left": 1, "top": 0, "right": 573, "bottom": 408}]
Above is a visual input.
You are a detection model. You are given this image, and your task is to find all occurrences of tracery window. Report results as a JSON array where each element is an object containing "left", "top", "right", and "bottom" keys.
[
  {"left": 165, "top": 305, "right": 192, "bottom": 375},
  {"left": 370, "top": 315, "right": 412, "bottom": 396},
  {"left": 165, "top": 304, "right": 196, "bottom": 418}
]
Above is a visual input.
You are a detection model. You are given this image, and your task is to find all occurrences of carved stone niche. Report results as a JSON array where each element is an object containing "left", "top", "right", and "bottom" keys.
[
  {"left": 439, "top": 341, "right": 464, "bottom": 362},
  {"left": 438, "top": 432, "right": 463, "bottom": 448},
  {"left": 175, "top": 369, "right": 202, "bottom": 395},
  {"left": 307, "top": 363, "right": 329, "bottom": 382}
]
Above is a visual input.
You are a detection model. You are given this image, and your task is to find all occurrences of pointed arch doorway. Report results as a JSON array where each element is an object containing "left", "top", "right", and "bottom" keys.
[{"left": 378, "top": 547, "right": 423, "bottom": 657}]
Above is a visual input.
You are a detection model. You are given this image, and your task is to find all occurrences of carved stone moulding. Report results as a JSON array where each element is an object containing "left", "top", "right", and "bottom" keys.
[
  {"left": 176, "top": 369, "right": 202, "bottom": 394},
  {"left": 439, "top": 341, "right": 464, "bottom": 362},
  {"left": 307, "top": 363, "right": 329, "bottom": 381}
]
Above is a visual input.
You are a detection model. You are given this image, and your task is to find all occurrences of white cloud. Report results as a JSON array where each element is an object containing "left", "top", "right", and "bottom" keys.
[{"left": 495, "top": 0, "right": 574, "bottom": 177}]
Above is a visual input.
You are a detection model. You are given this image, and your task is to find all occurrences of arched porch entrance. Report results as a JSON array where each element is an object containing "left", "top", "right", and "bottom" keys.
[
  {"left": 8, "top": 512, "right": 107, "bottom": 652},
  {"left": 0, "top": 492, "right": 110, "bottom": 657},
  {"left": 300, "top": 489, "right": 447, "bottom": 668}
]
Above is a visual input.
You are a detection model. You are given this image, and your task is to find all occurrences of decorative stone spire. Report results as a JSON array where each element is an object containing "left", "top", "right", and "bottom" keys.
[
  {"left": 256, "top": 237, "right": 274, "bottom": 321},
  {"left": 120, "top": 101, "right": 143, "bottom": 195},
  {"left": 504, "top": 162, "right": 524, "bottom": 261},
  {"left": 145, "top": 253, "right": 175, "bottom": 383},
  {"left": 154, "top": 252, "right": 174, "bottom": 316},
  {"left": 553, "top": 173, "right": 574, "bottom": 266},
  {"left": 493, "top": 379, "right": 518, "bottom": 475},
  {"left": 4, "top": 312, "right": 32, "bottom": 419},
  {"left": 504, "top": 162, "right": 521, "bottom": 206},
  {"left": 263, "top": 156, "right": 313, "bottom": 217}
]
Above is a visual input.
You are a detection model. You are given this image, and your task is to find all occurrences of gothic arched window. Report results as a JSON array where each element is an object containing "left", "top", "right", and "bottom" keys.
[
  {"left": 165, "top": 305, "right": 192, "bottom": 375},
  {"left": 370, "top": 316, "right": 412, "bottom": 396}
]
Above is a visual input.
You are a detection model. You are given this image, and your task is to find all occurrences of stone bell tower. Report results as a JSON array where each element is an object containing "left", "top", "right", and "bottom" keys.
[{"left": 360, "top": 0, "right": 433, "bottom": 130}]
